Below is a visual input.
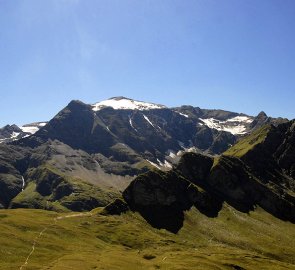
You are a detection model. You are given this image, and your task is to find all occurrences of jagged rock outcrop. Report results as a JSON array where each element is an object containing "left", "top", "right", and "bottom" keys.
[{"left": 249, "top": 111, "right": 287, "bottom": 132}]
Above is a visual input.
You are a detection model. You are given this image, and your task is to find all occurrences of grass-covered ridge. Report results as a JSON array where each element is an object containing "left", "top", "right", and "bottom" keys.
[
  {"left": 0, "top": 206, "right": 295, "bottom": 270},
  {"left": 223, "top": 124, "right": 271, "bottom": 158}
]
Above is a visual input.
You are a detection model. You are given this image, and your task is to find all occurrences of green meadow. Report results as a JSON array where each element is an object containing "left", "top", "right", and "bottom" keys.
[{"left": 0, "top": 205, "right": 294, "bottom": 270}]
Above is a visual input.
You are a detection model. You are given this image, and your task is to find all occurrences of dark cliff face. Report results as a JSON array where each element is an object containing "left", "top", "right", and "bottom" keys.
[
  {"left": 274, "top": 121, "right": 295, "bottom": 178},
  {"left": 123, "top": 153, "right": 222, "bottom": 233},
  {"left": 120, "top": 121, "right": 295, "bottom": 233},
  {"left": 122, "top": 153, "right": 221, "bottom": 233}
]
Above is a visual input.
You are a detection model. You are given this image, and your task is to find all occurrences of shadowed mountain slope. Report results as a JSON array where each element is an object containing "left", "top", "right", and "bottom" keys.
[{"left": 120, "top": 120, "right": 295, "bottom": 232}]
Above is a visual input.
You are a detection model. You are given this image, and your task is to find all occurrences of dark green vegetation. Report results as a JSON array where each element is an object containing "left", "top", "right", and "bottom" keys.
[{"left": 0, "top": 207, "right": 294, "bottom": 270}]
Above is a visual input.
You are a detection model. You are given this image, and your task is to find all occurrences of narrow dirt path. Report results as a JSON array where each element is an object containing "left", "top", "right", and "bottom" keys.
[
  {"left": 19, "top": 212, "right": 92, "bottom": 270},
  {"left": 19, "top": 227, "right": 49, "bottom": 270}
]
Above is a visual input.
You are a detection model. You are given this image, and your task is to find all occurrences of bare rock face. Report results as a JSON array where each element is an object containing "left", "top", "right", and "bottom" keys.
[
  {"left": 175, "top": 152, "right": 213, "bottom": 186},
  {"left": 124, "top": 170, "right": 192, "bottom": 208},
  {"left": 275, "top": 121, "right": 295, "bottom": 178}
]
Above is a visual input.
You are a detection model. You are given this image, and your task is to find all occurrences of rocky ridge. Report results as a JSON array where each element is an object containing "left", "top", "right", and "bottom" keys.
[{"left": 114, "top": 120, "right": 295, "bottom": 233}]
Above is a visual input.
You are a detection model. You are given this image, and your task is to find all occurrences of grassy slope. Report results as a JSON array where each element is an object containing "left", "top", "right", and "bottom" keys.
[
  {"left": 0, "top": 206, "right": 295, "bottom": 270},
  {"left": 223, "top": 125, "right": 271, "bottom": 158}
]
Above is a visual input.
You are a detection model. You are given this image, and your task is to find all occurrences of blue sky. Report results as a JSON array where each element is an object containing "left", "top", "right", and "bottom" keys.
[{"left": 0, "top": 0, "right": 295, "bottom": 126}]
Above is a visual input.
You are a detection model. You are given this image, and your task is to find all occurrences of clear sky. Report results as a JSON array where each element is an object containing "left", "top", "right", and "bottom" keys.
[{"left": 1, "top": 0, "right": 295, "bottom": 126}]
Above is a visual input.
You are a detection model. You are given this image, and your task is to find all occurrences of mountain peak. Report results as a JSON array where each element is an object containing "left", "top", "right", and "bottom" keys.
[
  {"left": 257, "top": 111, "right": 268, "bottom": 118},
  {"left": 92, "top": 97, "right": 166, "bottom": 111}
]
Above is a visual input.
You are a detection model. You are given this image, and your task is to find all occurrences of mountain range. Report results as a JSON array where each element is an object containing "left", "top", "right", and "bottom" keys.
[
  {"left": 1, "top": 96, "right": 295, "bottom": 269},
  {"left": 1, "top": 97, "right": 286, "bottom": 153},
  {"left": 0, "top": 97, "right": 291, "bottom": 212}
]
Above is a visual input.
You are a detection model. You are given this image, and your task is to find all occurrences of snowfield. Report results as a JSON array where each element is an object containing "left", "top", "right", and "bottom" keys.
[
  {"left": 92, "top": 97, "right": 166, "bottom": 111},
  {"left": 20, "top": 122, "right": 47, "bottom": 134},
  {"left": 200, "top": 116, "right": 253, "bottom": 135}
]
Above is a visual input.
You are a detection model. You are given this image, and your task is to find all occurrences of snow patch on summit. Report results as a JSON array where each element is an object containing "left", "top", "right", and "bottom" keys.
[{"left": 92, "top": 97, "right": 166, "bottom": 111}]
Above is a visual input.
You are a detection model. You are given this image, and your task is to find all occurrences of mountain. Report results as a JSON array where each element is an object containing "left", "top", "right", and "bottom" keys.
[
  {"left": 0, "top": 97, "right": 289, "bottom": 211},
  {"left": 0, "top": 97, "right": 294, "bottom": 269},
  {"left": 0, "top": 124, "right": 22, "bottom": 143},
  {"left": 13, "top": 97, "right": 287, "bottom": 168},
  {"left": 0, "top": 122, "right": 47, "bottom": 143}
]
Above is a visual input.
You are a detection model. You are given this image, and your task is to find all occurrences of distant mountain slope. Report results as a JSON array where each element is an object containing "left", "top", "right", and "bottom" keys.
[
  {"left": 0, "top": 140, "right": 130, "bottom": 211},
  {"left": 0, "top": 122, "right": 47, "bottom": 143},
  {"left": 13, "top": 97, "right": 287, "bottom": 171}
]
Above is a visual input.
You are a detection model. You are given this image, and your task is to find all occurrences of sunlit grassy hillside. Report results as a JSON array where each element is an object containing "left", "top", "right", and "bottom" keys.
[{"left": 0, "top": 205, "right": 295, "bottom": 270}]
